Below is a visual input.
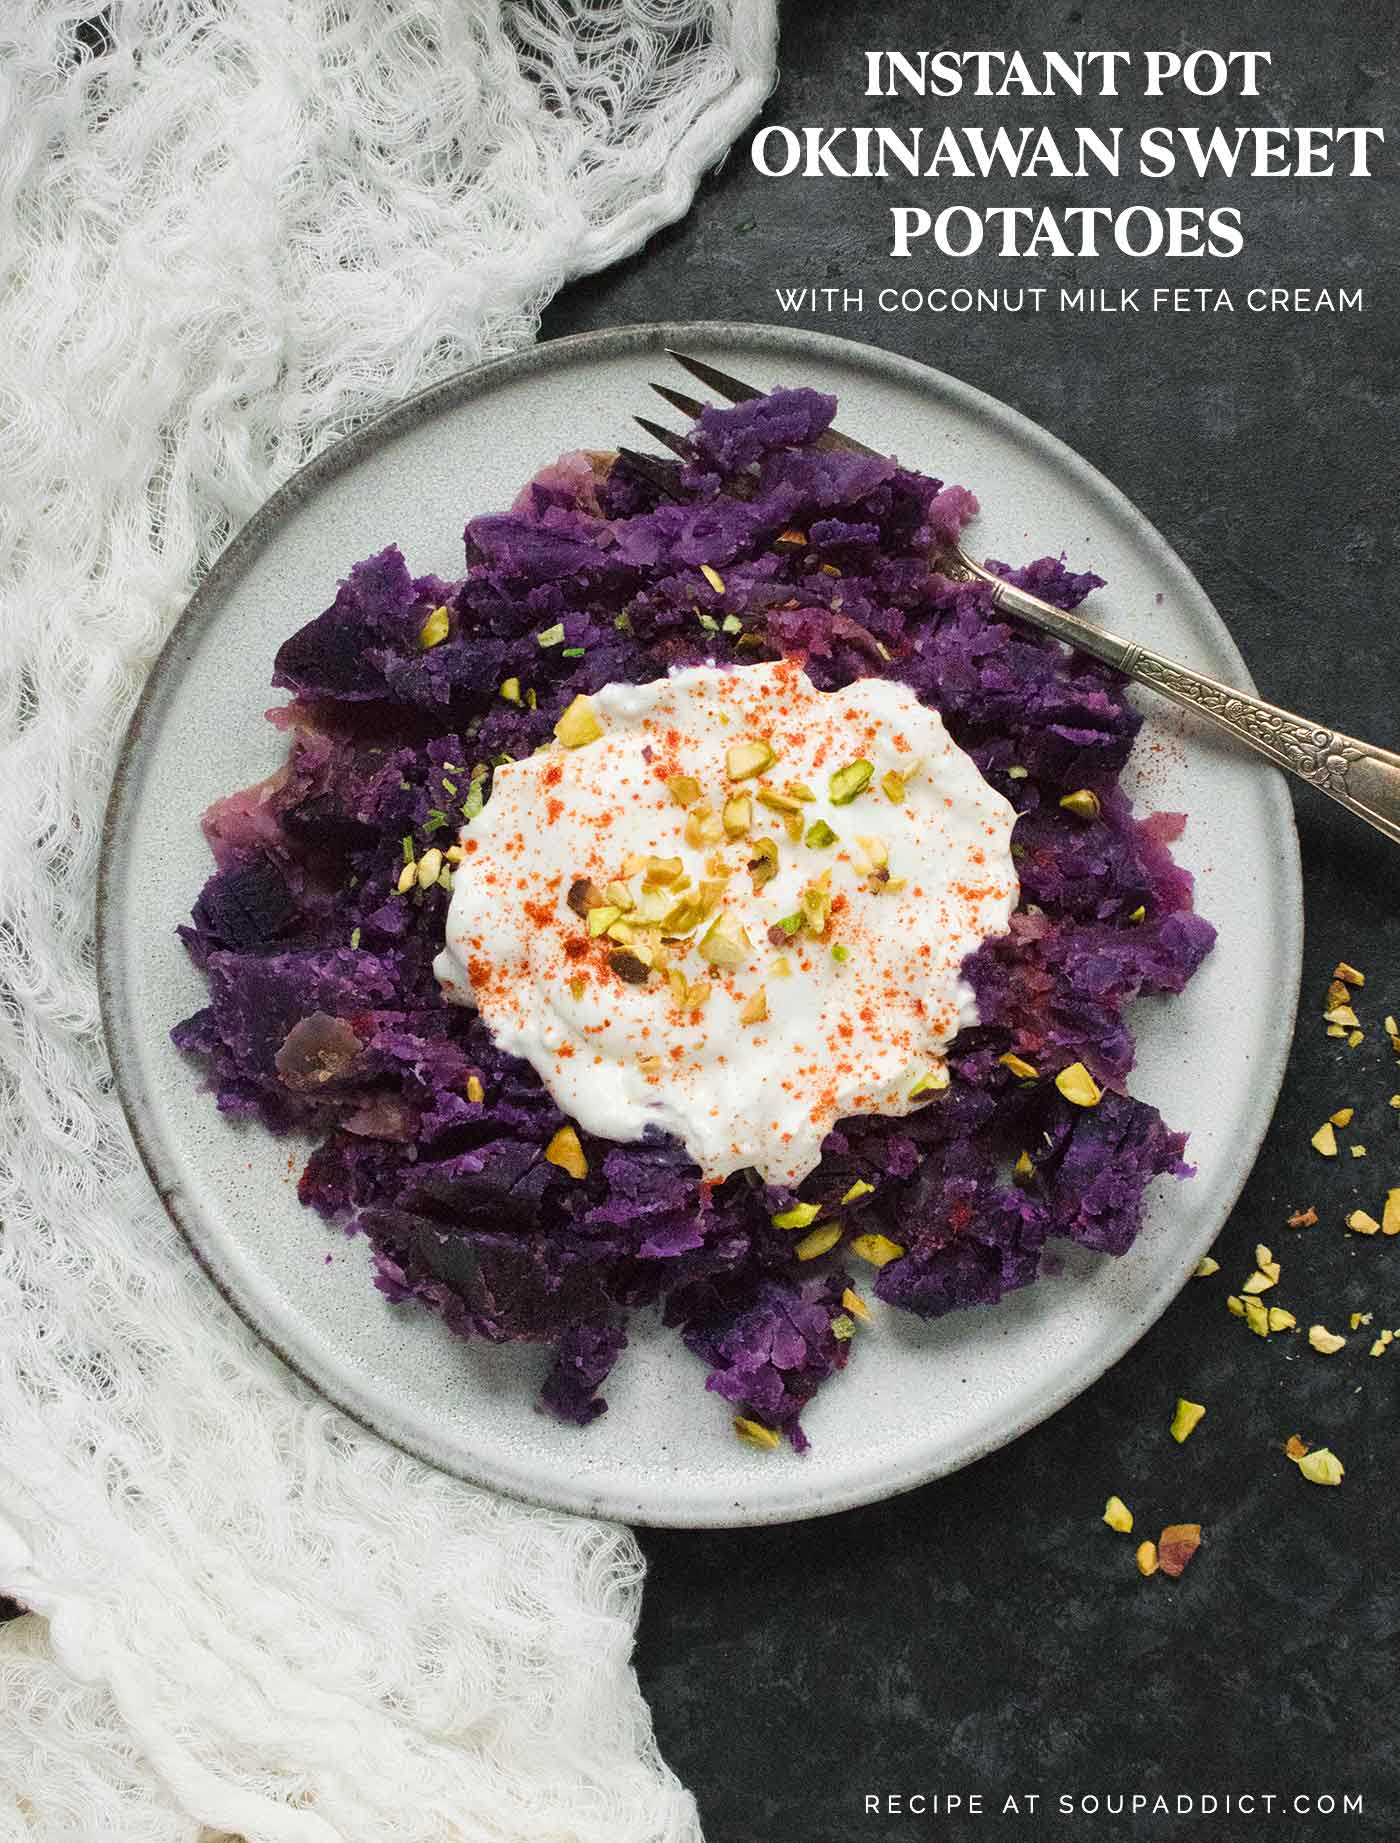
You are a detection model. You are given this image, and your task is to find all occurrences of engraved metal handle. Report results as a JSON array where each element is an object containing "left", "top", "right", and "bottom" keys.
[{"left": 947, "top": 546, "right": 1400, "bottom": 849}]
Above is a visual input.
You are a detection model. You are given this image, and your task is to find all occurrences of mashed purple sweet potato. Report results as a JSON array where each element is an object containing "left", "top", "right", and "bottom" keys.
[{"left": 173, "top": 386, "right": 1215, "bottom": 1447}]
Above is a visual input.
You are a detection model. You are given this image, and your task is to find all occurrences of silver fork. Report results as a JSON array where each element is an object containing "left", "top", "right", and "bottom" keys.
[{"left": 627, "top": 349, "right": 1400, "bottom": 849}]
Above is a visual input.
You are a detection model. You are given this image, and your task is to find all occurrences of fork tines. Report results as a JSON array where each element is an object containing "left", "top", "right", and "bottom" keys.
[
  {"left": 665, "top": 350, "right": 764, "bottom": 405},
  {"left": 632, "top": 415, "right": 693, "bottom": 462},
  {"left": 649, "top": 381, "right": 707, "bottom": 420},
  {"left": 613, "top": 446, "right": 686, "bottom": 502}
]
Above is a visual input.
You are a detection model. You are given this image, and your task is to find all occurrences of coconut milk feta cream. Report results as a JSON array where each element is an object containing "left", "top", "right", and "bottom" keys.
[{"left": 434, "top": 659, "right": 1018, "bottom": 1187}]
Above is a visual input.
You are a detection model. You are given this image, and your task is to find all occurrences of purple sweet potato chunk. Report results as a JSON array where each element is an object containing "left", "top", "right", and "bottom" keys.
[
  {"left": 1045, "top": 1090, "right": 1190, "bottom": 1255},
  {"left": 172, "top": 381, "right": 1216, "bottom": 1438},
  {"left": 540, "top": 1320, "right": 629, "bottom": 1425},
  {"left": 679, "top": 1269, "right": 854, "bottom": 1451},
  {"left": 271, "top": 546, "right": 443, "bottom": 701},
  {"left": 686, "top": 386, "right": 837, "bottom": 472},
  {"left": 189, "top": 854, "right": 300, "bottom": 951}
]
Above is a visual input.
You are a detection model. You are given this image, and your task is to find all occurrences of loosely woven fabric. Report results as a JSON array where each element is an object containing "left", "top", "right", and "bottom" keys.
[{"left": 0, "top": 3, "right": 776, "bottom": 1836}]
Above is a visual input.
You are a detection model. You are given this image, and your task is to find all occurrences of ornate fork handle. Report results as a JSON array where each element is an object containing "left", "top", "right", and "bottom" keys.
[{"left": 960, "top": 550, "right": 1400, "bottom": 849}]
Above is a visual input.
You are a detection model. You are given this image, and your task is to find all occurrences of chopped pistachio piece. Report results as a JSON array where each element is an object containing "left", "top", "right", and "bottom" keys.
[
  {"left": 1136, "top": 1541, "right": 1159, "bottom": 1577},
  {"left": 998, "top": 1052, "right": 1039, "bottom": 1080},
  {"left": 348, "top": 927, "right": 361, "bottom": 949},
  {"left": 1058, "top": 788, "right": 1101, "bottom": 820},
  {"left": 769, "top": 954, "right": 792, "bottom": 977},
  {"left": 465, "top": 1075, "right": 485, "bottom": 1104},
  {"left": 1241, "top": 1270, "right": 1276, "bottom": 1295},
  {"left": 880, "top": 770, "right": 906, "bottom": 803},
  {"left": 830, "top": 943, "right": 850, "bottom": 964},
  {"left": 722, "top": 795, "right": 752, "bottom": 838},
  {"left": 1013, "top": 1150, "right": 1035, "bottom": 1182},
  {"left": 726, "top": 738, "right": 776, "bottom": 781},
  {"left": 395, "top": 860, "right": 417, "bottom": 895},
  {"left": 1382, "top": 1189, "right": 1400, "bottom": 1236},
  {"left": 568, "top": 878, "right": 606, "bottom": 917},
  {"left": 1225, "top": 1294, "right": 1245, "bottom": 1318},
  {"left": 1170, "top": 1398, "right": 1206, "bottom": 1443},
  {"left": 799, "top": 882, "right": 831, "bottom": 936},
  {"left": 841, "top": 1286, "right": 872, "bottom": 1323},
  {"left": 830, "top": 1313, "right": 856, "bottom": 1341},
  {"left": 554, "top": 694, "right": 603, "bottom": 748},
  {"left": 644, "top": 855, "right": 685, "bottom": 886},
  {"left": 544, "top": 1125, "right": 588, "bottom": 1180},
  {"left": 1329, "top": 1106, "right": 1354, "bottom": 1127},
  {"left": 1323, "top": 1004, "right": 1360, "bottom": 1028},
  {"left": 586, "top": 905, "right": 621, "bottom": 937},
  {"left": 841, "top": 1179, "right": 876, "bottom": 1205},
  {"left": 499, "top": 676, "right": 522, "bottom": 704},
  {"left": 733, "top": 1416, "right": 781, "bottom": 1451},
  {"left": 755, "top": 786, "right": 802, "bottom": 817},
  {"left": 772, "top": 1201, "right": 821, "bottom": 1231},
  {"left": 416, "top": 847, "right": 444, "bottom": 890},
  {"left": 1351, "top": 1144, "right": 1367, "bottom": 1158},
  {"left": 738, "top": 985, "right": 768, "bottom": 1026},
  {"left": 699, "top": 563, "right": 725, "bottom": 594},
  {"left": 1350, "top": 1311, "right": 1373, "bottom": 1330},
  {"left": 828, "top": 758, "right": 874, "bottom": 805},
  {"left": 1126, "top": 905, "right": 1147, "bottom": 924},
  {"left": 605, "top": 881, "right": 634, "bottom": 911},
  {"left": 419, "top": 604, "right": 451, "bottom": 648},
  {"left": 697, "top": 909, "right": 752, "bottom": 969},
  {"left": 608, "top": 947, "right": 652, "bottom": 984},
  {"left": 1103, "top": 1495, "right": 1134, "bottom": 1534},
  {"left": 1308, "top": 1324, "right": 1347, "bottom": 1355},
  {"left": 794, "top": 1222, "right": 843, "bottom": 1262},
  {"left": 1346, "top": 1209, "right": 1380, "bottom": 1235},
  {"left": 1268, "top": 1307, "right": 1297, "bottom": 1332},
  {"left": 1347, "top": 1029, "right": 1364, "bottom": 1048},
  {"left": 1007, "top": 764, "right": 1029, "bottom": 781},
  {"left": 908, "top": 1067, "right": 949, "bottom": 1099},
  {"left": 666, "top": 774, "right": 702, "bottom": 807},
  {"left": 536, "top": 622, "right": 565, "bottom": 647},
  {"left": 805, "top": 818, "right": 838, "bottom": 849},
  {"left": 783, "top": 782, "right": 816, "bottom": 802},
  {"left": 1244, "top": 1296, "right": 1270, "bottom": 1337},
  {"left": 1157, "top": 1524, "right": 1202, "bottom": 1579},
  {"left": 1310, "top": 1121, "right": 1338, "bottom": 1157},
  {"left": 1055, "top": 1062, "right": 1102, "bottom": 1107},
  {"left": 850, "top": 1232, "right": 905, "bottom": 1267},
  {"left": 1254, "top": 1244, "right": 1280, "bottom": 1280},
  {"left": 1295, "top": 1447, "right": 1344, "bottom": 1486},
  {"left": 1193, "top": 1256, "right": 1220, "bottom": 1278}
]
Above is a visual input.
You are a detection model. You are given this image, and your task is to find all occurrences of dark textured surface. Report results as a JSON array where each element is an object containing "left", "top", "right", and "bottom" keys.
[{"left": 541, "top": 3, "right": 1399, "bottom": 1838}]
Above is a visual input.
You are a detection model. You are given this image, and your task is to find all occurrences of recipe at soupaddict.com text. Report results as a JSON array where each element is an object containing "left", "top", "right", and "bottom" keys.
[{"left": 775, "top": 284, "right": 1365, "bottom": 316}]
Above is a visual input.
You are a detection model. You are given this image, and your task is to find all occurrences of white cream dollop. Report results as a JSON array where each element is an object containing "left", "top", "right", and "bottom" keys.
[{"left": 434, "top": 659, "right": 1017, "bottom": 1186}]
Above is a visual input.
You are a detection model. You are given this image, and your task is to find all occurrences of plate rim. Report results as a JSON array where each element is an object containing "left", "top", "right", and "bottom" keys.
[{"left": 97, "top": 320, "right": 1303, "bottom": 1527}]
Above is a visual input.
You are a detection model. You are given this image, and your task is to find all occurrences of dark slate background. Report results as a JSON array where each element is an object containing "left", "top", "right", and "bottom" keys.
[{"left": 541, "top": 3, "right": 1400, "bottom": 1839}]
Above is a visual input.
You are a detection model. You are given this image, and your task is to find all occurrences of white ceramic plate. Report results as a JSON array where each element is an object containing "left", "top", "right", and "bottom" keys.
[{"left": 99, "top": 323, "right": 1302, "bottom": 1528}]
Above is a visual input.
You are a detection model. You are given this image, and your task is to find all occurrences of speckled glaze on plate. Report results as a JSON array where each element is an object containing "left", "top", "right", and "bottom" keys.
[{"left": 98, "top": 323, "right": 1302, "bottom": 1529}]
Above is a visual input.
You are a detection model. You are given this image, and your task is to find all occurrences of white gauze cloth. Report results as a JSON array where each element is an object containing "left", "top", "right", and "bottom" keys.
[{"left": 0, "top": 3, "right": 776, "bottom": 1837}]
